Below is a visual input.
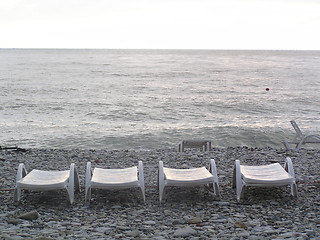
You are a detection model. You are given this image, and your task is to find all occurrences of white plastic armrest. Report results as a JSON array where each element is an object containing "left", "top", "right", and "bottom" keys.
[
  {"left": 284, "top": 157, "right": 295, "bottom": 179},
  {"left": 16, "top": 163, "right": 27, "bottom": 182}
]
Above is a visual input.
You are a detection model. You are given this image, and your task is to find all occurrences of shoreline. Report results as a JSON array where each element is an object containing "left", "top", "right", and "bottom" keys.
[{"left": 1, "top": 147, "right": 319, "bottom": 239}]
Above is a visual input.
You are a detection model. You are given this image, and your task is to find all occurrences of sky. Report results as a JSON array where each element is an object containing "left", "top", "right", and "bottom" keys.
[{"left": 1, "top": 0, "right": 320, "bottom": 50}]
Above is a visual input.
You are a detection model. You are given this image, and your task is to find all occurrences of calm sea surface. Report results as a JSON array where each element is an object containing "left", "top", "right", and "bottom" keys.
[{"left": 1, "top": 49, "right": 319, "bottom": 150}]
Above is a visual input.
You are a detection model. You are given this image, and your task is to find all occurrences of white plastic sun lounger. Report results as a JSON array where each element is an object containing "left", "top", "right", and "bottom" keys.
[
  {"left": 178, "top": 140, "right": 212, "bottom": 152},
  {"left": 232, "top": 157, "right": 297, "bottom": 202},
  {"left": 14, "top": 163, "right": 80, "bottom": 204},
  {"left": 158, "top": 159, "right": 220, "bottom": 203},
  {"left": 283, "top": 120, "right": 320, "bottom": 151},
  {"left": 85, "top": 161, "right": 145, "bottom": 203}
]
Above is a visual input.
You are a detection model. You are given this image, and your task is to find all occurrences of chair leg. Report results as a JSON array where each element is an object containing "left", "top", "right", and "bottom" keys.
[
  {"left": 85, "top": 187, "right": 92, "bottom": 202},
  {"left": 232, "top": 165, "right": 236, "bottom": 189},
  {"left": 291, "top": 183, "right": 298, "bottom": 197},
  {"left": 85, "top": 162, "right": 92, "bottom": 202},
  {"left": 202, "top": 144, "right": 206, "bottom": 151},
  {"left": 209, "top": 159, "right": 220, "bottom": 197},
  {"left": 282, "top": 140, "right": 295, "bottom": 151},
  {"left": 284, "top": 157, "right": 298, "bottom": 197},
  {"left": 207, "top": 141, "right": 212, "bottom": 151},
  {"left": 178, "top": 141, "right": 184, "bottom": 152},
  {"left": 214, "top": 183, "right": 220, "bottom": 199},
  {"left": 238, "top": 185, "right": 244, "bottom": 202},
  {"left": 235, "top": 160, "right": 244, "bottom": 202},
  {"left": 138, "top": 161, "right": 146, "bottom": 203},
  {"left": 158, "top": 161, "right": 166, "bottom": 203},
  {"left": 74, "top": 167, "right": 80, "bottom": 193},
  {"left": 284, "top": 157, "right": 295, "bottom": 179},
  {"left": 67, "top": 163, "right": 75, "bottom": 204},
  {"left": 14, "top": 163, "right": 27, "bottom": 203},
  {"left": 178, "top": 143, "right": 181, "bottom": 152},
  {"left": 296, "top": 140, "right": 303, "bottom": 151},
  {"left": 13, "top": 188, "right": 21, "bottom": 202}
]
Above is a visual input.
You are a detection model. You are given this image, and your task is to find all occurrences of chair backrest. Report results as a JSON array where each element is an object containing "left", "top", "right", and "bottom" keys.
[{"left": 290, "top": 120, "right": 304, "bottom": 139}]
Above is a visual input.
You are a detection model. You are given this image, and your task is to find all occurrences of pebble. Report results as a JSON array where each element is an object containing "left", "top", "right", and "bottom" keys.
[
  {"left": 144, "top": 220, "right": 156, "bottom": 225},
  {"left": 173, "top": 227, "right": 197, "bottom": 237},
  {"left": 0, "top": 147, "right": 319, "bottom": 239},
  {"left": 125, "top": 230, "right": 140, "bottom": 237},
  {"left": 18, "top": 210, "right": 40, "bottom": 221},
  {"left": 234, "top": 221, "right": 247, "bottom": 229}
]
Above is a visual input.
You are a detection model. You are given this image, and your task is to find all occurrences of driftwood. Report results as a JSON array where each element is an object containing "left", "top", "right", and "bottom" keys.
[{"left": 0, "top": 146, "right": 27, "bottom": 152}]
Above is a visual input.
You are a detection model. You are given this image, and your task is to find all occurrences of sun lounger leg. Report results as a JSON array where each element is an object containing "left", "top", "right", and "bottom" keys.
[
  {"left": 14, "top": 163, "right": 27, "bottom": 202},
  {"left": 85, "top": 162, "right": 92, "bottom": 202},
  {"left": 13, "top": 189, "right": 21, "bottom": 202},
  {"left": 158, "top": 161, "right": 166, "bottom": 203},
  {"left": 282, "top": 140, "right": 295, "bottom": 151},
  {"left": 138, "top": 161, "right": 146, "bottom": 203},
  {"left": 291, "top": 120, "right": 304, "bottom": 140},
  {"left": 296, "top": 141, "right": 303, "bottom": 151},
  {"left": 206, "top": 141, "right": 211, "bottom": 151},
  {"left": 74, "top": 167, "right": 80, "bottom": 193},
  {"left": 66, "top": 163, "right": 75, "bottom": 204},
  {"left": 178, "top": 141, "right": 184, "bottom": 152},
  {"left": 235, "top": 160, "right": 244, "bottom": 202},
  {"left": 284, "top": 157, "right": 298, "bottom": 197},
  {"left": 209, "top": 159, "right": 220, "bottom": 197}
]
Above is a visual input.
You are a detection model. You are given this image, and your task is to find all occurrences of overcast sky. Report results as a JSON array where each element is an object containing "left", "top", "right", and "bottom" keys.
[{"left": 1, "top": 0, "right": 320, "bottom": 50}]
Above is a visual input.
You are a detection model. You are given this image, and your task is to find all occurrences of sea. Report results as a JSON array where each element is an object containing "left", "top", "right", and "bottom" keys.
[{"left": 1, "top": 49, "right": 319, "bottom": 150}]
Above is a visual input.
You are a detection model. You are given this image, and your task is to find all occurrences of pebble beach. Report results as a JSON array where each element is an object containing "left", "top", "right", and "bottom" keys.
[{"left": 0, "top": 146, "right": 319, "bottom": 240}]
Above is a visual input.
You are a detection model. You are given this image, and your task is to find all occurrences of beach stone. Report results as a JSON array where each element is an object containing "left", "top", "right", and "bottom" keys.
[
  {"left": 234, "top": 221, "right": 247, "bottom": 229},
  {"left": 213, "top": 218, "right": 228, "bottom": 223},
  {"left": 7, "top": 218, "right": 22, "bottom": 225},
  {"left": 125, "top": 230, "right": 140, "bottom": 237},
  {"left": 172, "top": 219, "right": 184, "bottom": 225},
  {"left": 237, "top": 230, "right": 250, "bottom": 237},
  {"left": 278, "top": 232, "right": 295, "bottom": 238},
  {"left": 152, "top": 237, "right": 167, "bottom": 240},
  {"left": 18, "top": 210, "right": 39, "bottom": 221},
  {"left": 217, "top": 201, "right": 230, "bottom": 206},
  {"left": 1, "top": 235, "right": 24, "bottom": 240},
  {"left": 173, "top": 227, "right": 197, "bottom": 237},
  {"left": 95, "top": 227, "right": 111, "bottom": 233},
  {"left": 186, "top": 218, "right": 201, "bottom": 224},
  {"left": 144, "top": 220, "right": 156, "bottom": 225}
]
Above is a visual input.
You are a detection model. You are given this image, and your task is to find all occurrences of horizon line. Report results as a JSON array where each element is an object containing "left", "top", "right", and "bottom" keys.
[{"left": 2, "top": 47, "right": 320, "bottom": 51}]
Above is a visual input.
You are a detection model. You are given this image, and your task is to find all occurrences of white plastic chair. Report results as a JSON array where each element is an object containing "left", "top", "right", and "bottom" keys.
[
  {"left": 158, "top": 159, "right": 220, "bottom": 203},
  {"left": 232, "top": 157, "right": 297, "bottom": 202},
  {"left": 14, "top": 163, "right": 80, "bottom": 204},
  {"left": 283, "top": 120, "right": 320, "bottom": 151},
  {"left": 178, "top": 140, "right": 212, "bottom": 152},
  {"left": 85, "top": 161, "right": 145, "bottom": 203}
]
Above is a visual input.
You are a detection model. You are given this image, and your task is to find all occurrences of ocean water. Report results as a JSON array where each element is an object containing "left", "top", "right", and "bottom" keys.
[{"left": 1, "top": 49, "right": 319, "bottom": 150}]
